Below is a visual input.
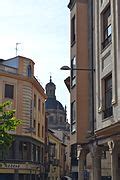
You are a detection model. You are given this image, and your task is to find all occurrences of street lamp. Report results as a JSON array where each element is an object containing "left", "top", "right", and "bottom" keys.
[{"left": 60, "top": 65, "right": 95, "bottom": 71}]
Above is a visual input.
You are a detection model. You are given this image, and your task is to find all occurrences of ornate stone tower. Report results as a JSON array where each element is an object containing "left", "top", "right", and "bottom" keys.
[{"left": 45, "top": 77, "right": 69, "bottom": 131}]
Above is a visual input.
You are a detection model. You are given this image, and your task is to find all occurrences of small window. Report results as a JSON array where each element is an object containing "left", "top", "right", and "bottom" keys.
[
  {"left": 34, "top": 94, "right": 36, "bottom": 108},
  {"left": 71, "top": 101, "right": 76, "bottom": 133},
  {"left": 38, "top": 98, "right": 41, "bottom": 111},
  {"left": 60, "top": 116, "right": 63, "bottom": 123},
  {"left": 71, "top": 57, "right": 76, "bottom": 87},
  {"left": 71, "top": 15, "right": 75, "bottom": 45},
  {"left": 5, "top": 84, "right": 14, "bottom": 99},
  {"left": 49, "top": 116, "right": 54, "bottom": 123},
  {"left": 38, "top": 123, "right": 40, "bottom": 137},
  {"left": 27, "top": 65, "right": 32, "bottom": 77},
  {"left": 42, "top": 102, "right": 44, "bottom": 114},
  {"left": 104, "top": 74, "right": 113, "bottom": 118},
  {"left": 33, "top": 119, "right": 36, "bottom": 129},
  {"left": 118, "top": 155, "right": 120, "bottom": 168},
  {"left": 42, "top": 125, "right": 44, "bottom": 138}
]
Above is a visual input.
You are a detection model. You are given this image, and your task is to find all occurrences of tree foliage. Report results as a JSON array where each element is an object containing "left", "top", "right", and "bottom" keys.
[{"left": 0, "top": 101, "right": 21, "bottom": 151}]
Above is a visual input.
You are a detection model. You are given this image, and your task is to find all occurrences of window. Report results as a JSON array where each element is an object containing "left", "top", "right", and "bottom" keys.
[
  {"left": 34, "top": 94, "right": 36, "bottom": 107},
  {"left": 42, "top": 102, "right": 44, "bottom": 114},
  {"left": 60, "top": 116, "right": 63, "bottom": 123},
  {"left": 42, "top": 125, "right": 44, "bottom": 138},
  {"left": 38, "top": 123, "right": 40, "bottom": 137},
  {"left": 118, "top": 154, "right": 120, "bottom": 168},
  {"left": 38, "top": 98, "right": 41, "bottom": 111},
  {"left": 71, "top": 57, "right": 76, "bottom": 87},
  {"left": 49, "top": 116, "right": 54, "bottom": 124},
  {"left": 38, "top": 146, "right": 40, "bottom": 161},
  {"left": 71, "top": 101, "right": 76, "bottom": 133},
  {"left": 49, "top": 142, "right": 55, "bottom": 159},
  {"left": 5, "top": 84, "right": 14, "bottom": 99},
  {"left": 27, "top": 65, "right": 32, "bottom": 77},
  {"left": 19, "top": 142, "right": 30, "bottom": 161},
  {"left": 41, "top": 147, "right": 44, "bottom": 163},
  {"left": 33, "top": 119, "right": 36, "bottom": 129},
  {"left": 104, "top": 75, "right": 113, "bottom": 118},
  {"left": 102, "top": 5, "right": 112, "bottom": 49},
  {"left": 31, "top": 144, "right": 36, "bottom": 162},
  {"left": 71, "top": 144, "right": 78, "bottom": 166},
  {"left": 71, "top": 15, "right": 75, "bottom": 44}
]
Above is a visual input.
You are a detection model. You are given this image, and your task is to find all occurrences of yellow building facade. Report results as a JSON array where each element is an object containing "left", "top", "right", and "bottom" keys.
[
  {"left": 0, "top": 56, "right": 46, "bottom": 180},
  {"left": 48, "top": 129, "right": 66, "bottom": 180}
]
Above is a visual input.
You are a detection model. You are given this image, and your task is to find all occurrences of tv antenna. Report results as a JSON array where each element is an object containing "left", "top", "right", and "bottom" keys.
[{"left": 15, "top": 43, "right": 21, "bottom": 56}]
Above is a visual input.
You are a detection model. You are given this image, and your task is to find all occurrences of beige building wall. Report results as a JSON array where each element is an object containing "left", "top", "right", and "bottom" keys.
[{"left": 0, "top": 56, "right": 46, "bottom": 143}]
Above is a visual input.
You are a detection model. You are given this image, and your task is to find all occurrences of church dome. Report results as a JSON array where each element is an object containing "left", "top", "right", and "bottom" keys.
[{"left": 45, "top": 98, "right": 64, "bottom": 111}]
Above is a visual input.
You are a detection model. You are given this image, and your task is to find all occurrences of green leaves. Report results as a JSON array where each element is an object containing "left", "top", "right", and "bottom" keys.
[{"left": 0, "top": 101, "right": 21, "bottom": 150}]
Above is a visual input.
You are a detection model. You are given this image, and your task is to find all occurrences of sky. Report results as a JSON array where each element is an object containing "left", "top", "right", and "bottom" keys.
[{"left": 0, "top": 0, "right": 70, "bottom": 121}]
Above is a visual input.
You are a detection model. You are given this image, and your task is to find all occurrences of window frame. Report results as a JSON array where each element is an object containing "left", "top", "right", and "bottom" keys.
[
  {"left": 71, "top": 56, "right": 76, "bottom": 87},
  {"left": 38, "top": 98, "right": 41, "bottom": 111},
  {"left": 103, "top": 74, "right": 113, "bottom": 119},
  {"left": 34, "top": 94, "right": 36, "bottom": 108},
  {"left": 71, "top": 101, "right": 76, "bottom": 133},
  {"left": 71, "top": 15, "right": 75, "bottom": 45},
  {"left": 27, "top": 65, "right": 32, "bottom": 77},
  {"left": 101, "top": 4, "right": 112, "bottom": 50}
]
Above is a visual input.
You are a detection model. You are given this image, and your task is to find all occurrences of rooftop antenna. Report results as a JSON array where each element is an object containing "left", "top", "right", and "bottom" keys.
[{"left": 15, "top": 43, "right": 21, "bottom": 56}]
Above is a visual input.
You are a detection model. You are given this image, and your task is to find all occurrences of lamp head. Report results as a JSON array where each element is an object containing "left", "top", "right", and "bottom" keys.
[{"left": 60, "top": 66, "right": 71, "bottom": 70}]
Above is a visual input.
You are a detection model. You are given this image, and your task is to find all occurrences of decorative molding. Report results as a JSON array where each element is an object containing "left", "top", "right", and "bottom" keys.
[
  {"left": 98, "top": 106, "right": 102, "bottom": 113},
  {"left": 112, "top": 98, "right": 116, "bottom": 105},
  {"left": 108, "top": 140, "right": 115, "bottom": 154}
]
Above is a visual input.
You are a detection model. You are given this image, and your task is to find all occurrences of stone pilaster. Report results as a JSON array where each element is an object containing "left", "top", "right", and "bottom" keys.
[
  {"left": 108, "top": 140, "right": 119, "bottom": 180},
  {"left": 89, "top": 144, "right": 102, "bottom": 180},
  {"left": 77, "top": 145, "right": 88, "bottom": 180}
]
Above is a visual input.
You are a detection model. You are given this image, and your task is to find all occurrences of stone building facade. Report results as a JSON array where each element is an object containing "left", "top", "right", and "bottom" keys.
[{"left": 67, "top": 0, "right": 120, "bottom": 180}]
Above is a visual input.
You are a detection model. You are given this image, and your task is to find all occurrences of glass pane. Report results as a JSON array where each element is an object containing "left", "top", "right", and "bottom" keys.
[{"left": 108, "top": 25, "right": 112, "bottom": 36}]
